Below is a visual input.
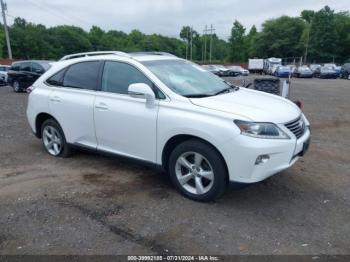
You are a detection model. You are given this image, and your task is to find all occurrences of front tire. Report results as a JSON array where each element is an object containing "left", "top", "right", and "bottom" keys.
[
  {"left": 41, "top": 119, "right": 72, "bottom": 158},
  {"left": 168, "top": 140, "right": 227, "bottom": 202}
]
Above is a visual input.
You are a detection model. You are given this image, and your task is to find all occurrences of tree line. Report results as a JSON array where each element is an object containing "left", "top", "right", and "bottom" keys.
[{"left": 0, "top": 5, "right": 349, "bottom": 64}]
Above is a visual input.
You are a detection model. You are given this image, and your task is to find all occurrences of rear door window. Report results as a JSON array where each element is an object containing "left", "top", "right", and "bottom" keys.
[
  {"left": 32, "top": 63, "right": 45, "bottom": 74},
  {"left": 20, "top": 62, "right": 31, "bottom": 72},
  {"left": 63, "top": 61, "right": 101, "bottom": 90}
]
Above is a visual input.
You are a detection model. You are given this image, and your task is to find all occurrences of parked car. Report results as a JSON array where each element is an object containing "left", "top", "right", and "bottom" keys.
[
  {"left": 340, "top": 63, "right": 350, "bottom": 79},
  {"left": 274, "top": 66, "right": 291, "bottom": 78},
  {"left": 313, "top": 66, "right": 338, "bottom": 79},
  {"left": 0, "top": 65, "right": 10, "bottom": 85},
  {"left": 27, "top": 51, "right": 311, "bottom": 202},
  {"left": 334, "top": 66, "right": 342, "bottom": 78},
  {"left": 7, "top": 60, "right": 52, "bottom": 92},
  {"left": 324, "top": 63, "right": 340, "bottom": 77},
  {"left": 202, "top": 65, "right": 229, "bottom": 77},
  {"left": 215, "top": 65, "right": 231, "bottom": 76},
  {"left": 293, "top": 66, "right": 313, "bottom": 78},
  {"left": 310, "top": 64, "right": 321, "bottom": 74},
  {"left": 227, "top": 65, "right": 249, "bottom": 76}
]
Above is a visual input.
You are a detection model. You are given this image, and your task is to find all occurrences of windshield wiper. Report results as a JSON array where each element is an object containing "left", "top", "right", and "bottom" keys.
[
  {"left": 184, "top": 94, "right": 213, "bottom": 98},
  {"left": 214, "top": 81, "right": 240, "bottom": 96}
]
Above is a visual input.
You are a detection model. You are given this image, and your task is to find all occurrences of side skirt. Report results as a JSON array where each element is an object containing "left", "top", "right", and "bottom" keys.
[{"left": 68, "top": 143, "right": 165, "bottom": 172}]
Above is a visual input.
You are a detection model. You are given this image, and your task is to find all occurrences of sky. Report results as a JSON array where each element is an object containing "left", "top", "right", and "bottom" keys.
[{"left": 6, "top": 0, "right": 350, "bottom": 40}]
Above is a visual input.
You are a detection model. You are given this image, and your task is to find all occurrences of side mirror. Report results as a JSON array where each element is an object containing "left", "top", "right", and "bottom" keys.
[{"left": 128, "top": 83, "right": 156, "bottom": 107}]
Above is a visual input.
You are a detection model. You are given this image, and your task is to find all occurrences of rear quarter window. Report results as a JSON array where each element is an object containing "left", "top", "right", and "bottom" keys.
[
  {"left": 46, "top": 69, "right": 66, "bottom": 86},
  {"left": 63, "top": 61, "right": 101, "bottom": 90}
]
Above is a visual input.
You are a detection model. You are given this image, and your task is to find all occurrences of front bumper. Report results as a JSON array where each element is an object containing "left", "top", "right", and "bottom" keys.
[
  {"left": 219, "top": 125, "right": 311, "bottom": 183},
  {"left": 300, "top": 73, "right": 313, "bottom": 78},
  {"left": 320, "top": 73, "right": 337, "bottom": 79}
]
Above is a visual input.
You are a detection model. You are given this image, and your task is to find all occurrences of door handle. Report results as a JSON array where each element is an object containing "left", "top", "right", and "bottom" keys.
[
  {"left": 95, "top": 103, "right": 108, "bottom": 110},
  {"left": 50, "top": 96, "right": 61, "bottom": 102}
]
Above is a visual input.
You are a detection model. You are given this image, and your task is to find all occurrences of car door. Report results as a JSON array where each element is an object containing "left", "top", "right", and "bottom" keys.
[
  {"left": 19, "top": 62, "right": 32, "bottom": 88},
  {"left": 94, "top": 61, "right": 159, "bottom": 162},
  {"left": 48, "top": 61, "right": 101, "bottom": 149}
]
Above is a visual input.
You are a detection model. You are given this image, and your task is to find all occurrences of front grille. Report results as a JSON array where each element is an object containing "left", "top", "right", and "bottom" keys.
[{"left": 285, "top": 116, "right": 305, "bottom": 139}]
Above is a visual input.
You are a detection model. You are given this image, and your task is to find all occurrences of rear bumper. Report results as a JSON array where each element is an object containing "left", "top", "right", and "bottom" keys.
[
  {"left": 276, "top": 73, "right": 290, "bottom": 78},
  {"left": 219, "top": 123, "right": 311, "bottom": 184}
]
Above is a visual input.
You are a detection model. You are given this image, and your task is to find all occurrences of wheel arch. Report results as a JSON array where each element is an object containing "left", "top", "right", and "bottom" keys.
[
  {"left": 161, "top": 134, "right": 229, "bottom": 181},
  {"left": 35, "top": 113, "right": 59, "bottom": 138}
]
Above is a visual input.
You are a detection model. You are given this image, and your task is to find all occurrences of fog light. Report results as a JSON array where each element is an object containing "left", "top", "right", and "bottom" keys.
[{"left": 255, "top": 154, "right": 270, "bottom": 165}]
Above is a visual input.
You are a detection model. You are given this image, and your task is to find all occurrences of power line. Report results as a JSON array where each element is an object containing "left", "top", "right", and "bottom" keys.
[
  {"left": 0, "top": 0, "right": 12, "bottom": 59},
  {"left": 26, "top": 0, "right": 92, "bottom": 28}
]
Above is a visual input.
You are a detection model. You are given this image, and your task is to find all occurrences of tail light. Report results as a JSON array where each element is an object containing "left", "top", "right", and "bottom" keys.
[{"left": 26, "top": 86, "right": 35, "bottom": 93}]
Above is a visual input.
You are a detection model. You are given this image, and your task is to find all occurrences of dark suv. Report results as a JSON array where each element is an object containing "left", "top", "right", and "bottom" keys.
[
  {"left": 340, "top": 63, "right": 350, "bottom": 79},
  {"left": 8, "top": 60, "right": 52, "bottom": 92}
]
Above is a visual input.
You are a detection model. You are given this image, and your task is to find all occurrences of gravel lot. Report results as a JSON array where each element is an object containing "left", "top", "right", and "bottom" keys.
[{"left": 0, "top": 76, "right": 349, "bottom": 255}]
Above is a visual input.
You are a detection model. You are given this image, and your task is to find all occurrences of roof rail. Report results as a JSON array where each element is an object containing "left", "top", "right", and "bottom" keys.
[
  {"left": 129, "top": 51, "right": 177, "bottom": 57},
  {"left": 59, "top": 51, "right": 130, "bottom": 61}
]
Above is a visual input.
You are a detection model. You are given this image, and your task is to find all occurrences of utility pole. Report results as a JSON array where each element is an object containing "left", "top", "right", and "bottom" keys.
[
  {"left": 1, "top": 0, "right": 12, "bottom": 59},
  {"left": 185, "top": 28, "right": 189, "bottom": 60},
  {"left": 190, "top": 27, "right": 193, "bottom": 61},
  {"left": 304, "top": 28, "right": 310, "bottom": 65},
  {"left": 203, "top": 25, "right": 207, "bottom": 63},
  {"left": 209, "top": 24, "right": 215, "bottom": 63},
  {"left": 203, "top": 24, "right": 215, "bottom": 63}
]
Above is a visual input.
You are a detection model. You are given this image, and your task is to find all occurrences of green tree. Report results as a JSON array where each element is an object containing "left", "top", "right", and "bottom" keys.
[
  {"left": 229, "top": 20, "right": 246, "bottom": 62},
  {"left": 257, "top": 16, "right": 306, "bottom": 59},
  {"left": 245, "top": 25, "right": 259, "bottom": 58},
  {"left": 308, "top": 6, "right": 338, "bottom": 62}
]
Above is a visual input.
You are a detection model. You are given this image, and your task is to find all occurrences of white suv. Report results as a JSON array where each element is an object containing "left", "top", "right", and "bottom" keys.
[{"left": 27, "top": 51, "right": 311, "bottom": 201}]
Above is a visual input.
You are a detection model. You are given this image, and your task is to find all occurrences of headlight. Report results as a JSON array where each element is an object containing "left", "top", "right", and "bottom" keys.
[{"left": 234, "top": 120, "right": 290, "bottom": 139}]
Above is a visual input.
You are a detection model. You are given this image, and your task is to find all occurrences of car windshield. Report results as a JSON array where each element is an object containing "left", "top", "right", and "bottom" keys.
[
  {"left": 279, "top": 66, "right": 290, "bottom": 71},
  {"left": 143, "top": 60, "right": 233, "bottom": 97},
  {"left": 321, "top": 67, "right": 333, "bottom": 72}
]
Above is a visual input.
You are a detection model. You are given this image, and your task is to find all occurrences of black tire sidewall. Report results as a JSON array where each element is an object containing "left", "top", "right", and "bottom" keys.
[
  {"left": 41, "top": 119, "right": 71, "bottom": 158},
  {"left": 168, "top": 139, "right": 227, "bottom": 202}
]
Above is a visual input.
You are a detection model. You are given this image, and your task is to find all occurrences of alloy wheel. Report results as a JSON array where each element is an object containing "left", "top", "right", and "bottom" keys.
[
  {"left": 42, "top": 125, "right": 63, "bottom": 156},
  {"left": 175, "top": 152, "right": 214, "bottom": 195}
]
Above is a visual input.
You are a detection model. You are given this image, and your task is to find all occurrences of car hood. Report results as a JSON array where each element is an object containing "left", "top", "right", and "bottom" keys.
[{"left": 190, "top": 88, "right": 300, "bottom": 123}]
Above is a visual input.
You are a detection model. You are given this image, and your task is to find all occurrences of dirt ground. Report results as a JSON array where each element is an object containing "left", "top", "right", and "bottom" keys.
[{"left": 0, "top": 76, "right": 349, "bottom": 255}]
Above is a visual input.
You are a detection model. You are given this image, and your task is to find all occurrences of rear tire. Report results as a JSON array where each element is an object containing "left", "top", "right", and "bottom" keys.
[
  {"left": 168, "top": 139, "right": 227, "bottom": 202},
  {"left": 13, "top": 80, "right": 21, "bottom": 93},
  {"left": 41, "top": 119, "right": 72, "bottom": 158}
]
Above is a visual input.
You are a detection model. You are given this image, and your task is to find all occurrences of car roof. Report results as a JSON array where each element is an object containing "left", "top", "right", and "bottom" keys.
[{"left": 59, "top": 51, "right": 181, "bottom": 63}]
